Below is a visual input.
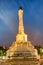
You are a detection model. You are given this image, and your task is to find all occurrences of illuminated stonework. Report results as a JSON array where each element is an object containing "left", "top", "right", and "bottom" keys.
[
  {"left": 6, "top": 7, "right": 40, "bottom": 60},
  {"left": 16, "top": 7, "right": 27, "bottom": 42}
]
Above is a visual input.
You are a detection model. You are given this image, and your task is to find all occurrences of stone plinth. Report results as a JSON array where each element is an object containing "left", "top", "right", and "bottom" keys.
[
  {"left": 4, "top": 58, "right": 40, "bottom": 65},
  {"left": 6, "top": 41, "right": 40, "bottom": 60}
]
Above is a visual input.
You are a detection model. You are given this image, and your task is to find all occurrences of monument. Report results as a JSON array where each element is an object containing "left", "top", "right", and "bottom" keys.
[{"left": 6, "top": 7, "right": 40, "bottom": 60}]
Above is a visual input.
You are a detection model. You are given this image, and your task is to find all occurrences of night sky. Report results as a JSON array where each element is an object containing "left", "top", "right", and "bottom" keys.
[{"left": 0, "top": 0, "right": 43, "bottom": 47}]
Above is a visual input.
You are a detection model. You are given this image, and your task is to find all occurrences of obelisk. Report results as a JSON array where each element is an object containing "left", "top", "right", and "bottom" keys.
[
  {"left": 16, "top": 7, "right": 27, "bottom": 42},
  {"left": 18, "top": 7, "right": 24, "bottom": 34}
]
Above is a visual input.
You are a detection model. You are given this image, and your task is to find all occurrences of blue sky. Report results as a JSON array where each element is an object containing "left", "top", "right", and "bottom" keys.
[{"left": 0, "top": 0, "right": 43, "bottom": 47}]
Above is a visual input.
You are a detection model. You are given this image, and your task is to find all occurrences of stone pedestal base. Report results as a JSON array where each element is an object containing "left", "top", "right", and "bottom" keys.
[{"left": 5, "top": 58, "right": 40, "bottom": 65}]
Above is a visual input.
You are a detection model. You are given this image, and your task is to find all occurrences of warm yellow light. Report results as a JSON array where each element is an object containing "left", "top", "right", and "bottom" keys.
[
  {"left": 42, "top": 49, "right": 43, "bottom": 52},
  {"left": 16, "top": 8, "right": 27, "bottom": 42}
]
